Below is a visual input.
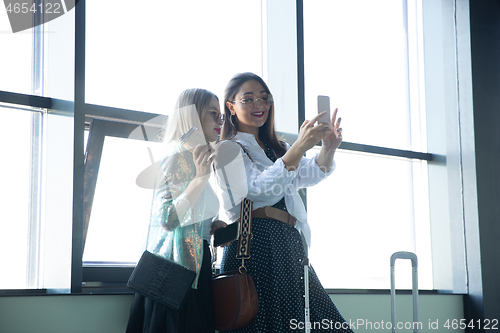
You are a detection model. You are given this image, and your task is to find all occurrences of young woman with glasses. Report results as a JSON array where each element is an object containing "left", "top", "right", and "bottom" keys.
[
  {"left": 126, "top": 88, "right": 225, "bottom": 333},
  {"left": 214, "top": 72, "right": 353, "bottom": 332}
]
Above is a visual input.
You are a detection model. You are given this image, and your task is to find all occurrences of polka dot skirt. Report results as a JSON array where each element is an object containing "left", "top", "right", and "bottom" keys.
[{"left": 219, "top": 143, "right": 353, "bottom": 332}]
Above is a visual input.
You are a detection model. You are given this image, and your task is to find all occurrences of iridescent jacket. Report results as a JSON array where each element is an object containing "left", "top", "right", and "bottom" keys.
[{"left": 146, "top": 142, "right": 219, "bottom": 288}]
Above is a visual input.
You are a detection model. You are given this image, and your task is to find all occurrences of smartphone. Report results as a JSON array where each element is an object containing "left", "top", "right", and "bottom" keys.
[
  {"left": 213, "top": 222, "right": 239, "bottom": 247},
  {"left": 317, "top": 95, "right": 331, "bottom": 125},
  {"left": 180, "top": 127, "right": 207, "bottom": 151}
]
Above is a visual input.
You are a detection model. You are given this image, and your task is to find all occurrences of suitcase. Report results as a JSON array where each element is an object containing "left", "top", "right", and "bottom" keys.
[{"left": 390, "top": 251, "right": 419, "bottom": 333}]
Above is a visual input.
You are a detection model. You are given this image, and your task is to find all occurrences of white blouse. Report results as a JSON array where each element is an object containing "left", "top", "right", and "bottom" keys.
[{"left": 214, "top": 132, "right": 334, "bottom": 247}]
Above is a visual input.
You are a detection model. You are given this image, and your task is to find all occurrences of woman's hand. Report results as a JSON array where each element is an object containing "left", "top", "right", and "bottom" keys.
[
  {"left": 282, "top": 111, "right": 333, "bottom": 171},
  {"left": 296, "top": 111, "right": 333, "bottom": 153},
  {"left": 321, "top": 108, "right": 342, "bottom": 151},
  {"left": 210, "top": 220, "right": 227, "bottom": 235},
  {"left": 210, "top": 220, "right": 231, "bottom": 247},
  {"left": 193, "top": 144, "right": 215, "bottom": 178},
  {"left": 183, "top": 144, "right": 215, "bottom": 210},
  {"left": 315, "top": 108, "right": 342, "bottom": 172}
]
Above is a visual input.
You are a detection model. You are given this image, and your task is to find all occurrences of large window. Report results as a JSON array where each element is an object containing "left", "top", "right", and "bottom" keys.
[
  {"left": 85, "top": 0, "right": 264, "bottom": 115},
  {"left": 0, "top": 10, "right": 32, "bottom": 95},
  {"left": 304, "top": 0, "right": 432, "bottom": 289},
  {"left": 83, "top": 119, "right": 164, "bottom": 265},
  {"left": 0, "top": 2, "right": 75, "bottom": 291},
  {"left": 82, "top": 0, "right": 264, "bottom": 270},
  {"left": 304, "top": 0, "right": 424, "bottom": 150},
  {"left": 306, "top": 148, "right": 431, "bottom": 289},
  {"left": 0, "top": 107, "right": 40, "bottom": 289},
  {"left": 0, "top": 0, "right": 471, "bottom": 294}
]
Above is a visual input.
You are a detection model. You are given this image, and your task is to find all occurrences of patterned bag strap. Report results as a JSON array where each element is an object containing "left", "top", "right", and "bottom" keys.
[
  {"left": 237, "top": 198, "right": 253, "bottom": 271},
  {"left": 231, "top": 140, "right": 254, "bottom": 272}
]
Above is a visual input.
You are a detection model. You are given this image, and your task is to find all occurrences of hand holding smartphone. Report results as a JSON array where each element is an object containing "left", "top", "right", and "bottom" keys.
[
  {"left": 317, "top": 95, "right": 331, "bottom": 125},
  {"left": 180, "top": 127, "right": 207, "bottom": 151}
]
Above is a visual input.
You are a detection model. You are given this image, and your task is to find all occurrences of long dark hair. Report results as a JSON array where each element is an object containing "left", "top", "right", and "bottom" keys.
[{"left": 221, "top": 72, "right": 286, "bottom": 157}]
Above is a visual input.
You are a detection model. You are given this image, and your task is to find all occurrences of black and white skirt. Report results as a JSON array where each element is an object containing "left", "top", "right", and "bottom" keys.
[{"left": 220, "top": 199, "right": 354, "bottom": 333}]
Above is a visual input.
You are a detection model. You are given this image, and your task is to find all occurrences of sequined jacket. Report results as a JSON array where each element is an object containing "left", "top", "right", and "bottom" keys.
[{"left": 146, "top": 142, "right": 218, "bottom": 288}]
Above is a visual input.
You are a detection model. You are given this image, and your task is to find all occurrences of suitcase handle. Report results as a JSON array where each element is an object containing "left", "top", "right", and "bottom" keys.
[{"left": 390, "top": 251, "right": 419, "bottom": 333}]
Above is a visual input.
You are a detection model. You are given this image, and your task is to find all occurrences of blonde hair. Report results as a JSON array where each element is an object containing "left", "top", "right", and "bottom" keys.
[{"left": 162, "top": 88, "right": 218, "bottom": 145}]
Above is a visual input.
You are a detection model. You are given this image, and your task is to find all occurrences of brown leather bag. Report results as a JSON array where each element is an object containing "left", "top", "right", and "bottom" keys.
[
  {"left": 212, "top": 198, "right": 259, "bottom": 331},
  {"left": 212, "top": 269, "right": 258, "bottom": 331}
]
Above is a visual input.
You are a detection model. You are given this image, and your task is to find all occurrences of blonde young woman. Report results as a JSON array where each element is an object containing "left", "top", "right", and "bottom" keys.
[
  {"left": 214, "top": 73, "right": 353, "bottom": 332},
  {"left": 126, "top": 88, "right": 225, "bottom": 333}
]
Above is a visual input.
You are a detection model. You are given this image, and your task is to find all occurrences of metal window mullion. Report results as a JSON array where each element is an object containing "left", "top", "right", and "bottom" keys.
[
  {"left": 403, "top": 0, "right": 418, "bottom": 253},
  {"left": 26, "top": 112, "right": 44, "bottom": 288},
  {"left": 26, "top": 0, "right": 46, "bottom": 289},
  {"left": 71, "top": 0, "right": 86, "bottom": 294},
  {"left": 296, "top": 0, "right": 307, "bottom": 209},
  {"left": 32, "top": 0, "right": 45, "bottom": 97},
  {"left": 296, "top": 0, "right": 305, "bottom": 128}
]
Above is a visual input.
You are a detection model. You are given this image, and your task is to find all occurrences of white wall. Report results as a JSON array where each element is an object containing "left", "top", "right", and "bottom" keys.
[
  {"left": 333, "top": 294, "right": 464, "bottom": 332},
  {"left": 0, "top": 293, "right": 463, "bottom": 333},
  {"left": 0, "top": 295, "right": 132, "bottom": 333}
]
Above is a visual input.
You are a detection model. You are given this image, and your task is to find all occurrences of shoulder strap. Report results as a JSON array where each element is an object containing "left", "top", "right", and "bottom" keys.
[
  {"left": 230, "top": 140, "right": 253, "bottom": 271},
  {"left": 231, "top": 140, "right": 254, "bottom": 162},
  {"left": 236, "top": 198, "right": 253, "bottom": 271}
]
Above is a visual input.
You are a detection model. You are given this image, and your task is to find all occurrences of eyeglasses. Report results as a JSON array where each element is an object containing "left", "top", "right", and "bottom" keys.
[
  {"left": 230, "top": 94, "right": 273, "bottom": 109},
  {"left": 207, "top": 110, "right": 225, "bottom": 122}
]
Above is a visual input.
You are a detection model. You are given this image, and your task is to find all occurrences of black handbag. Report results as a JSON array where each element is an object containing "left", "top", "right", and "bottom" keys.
[{"left": 127, "top": 250, "right": 196, "bottom": 310}]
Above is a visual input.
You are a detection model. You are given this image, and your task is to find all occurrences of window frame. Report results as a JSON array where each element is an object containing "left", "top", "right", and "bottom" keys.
[
  {"left": 82, "top": 116, "right": 165, "bottom": 248},
  {"left": 81, "top": 116, "right": 165, "bottom": 293}
]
